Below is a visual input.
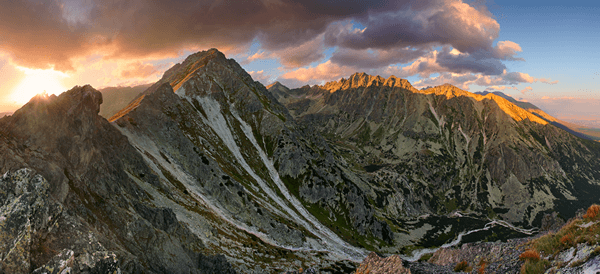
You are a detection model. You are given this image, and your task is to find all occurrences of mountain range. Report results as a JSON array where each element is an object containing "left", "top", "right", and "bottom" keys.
[{"left": 1, "top": 49, "right": 600, "bottom": 273}]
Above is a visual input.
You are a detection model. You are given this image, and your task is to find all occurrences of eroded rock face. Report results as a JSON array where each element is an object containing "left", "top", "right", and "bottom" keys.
[{"left": 0, "top": 169, "right": 51, "bottom": 273}]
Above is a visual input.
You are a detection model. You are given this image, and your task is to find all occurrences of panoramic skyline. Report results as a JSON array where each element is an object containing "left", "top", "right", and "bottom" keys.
[{"left": 0, "top": 0, "right": 598, "bottom": 123}]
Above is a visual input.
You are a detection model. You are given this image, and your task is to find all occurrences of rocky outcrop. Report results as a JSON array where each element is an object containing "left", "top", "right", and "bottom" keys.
[
  {"left": 545, "top": 243, "right": 600, "bottom": 273},
  {"left": 355, "top": 252, "right": 411, "bottom": 274},
  {"left": 426, "top": 238, "right": 530, "bottom": 274}
]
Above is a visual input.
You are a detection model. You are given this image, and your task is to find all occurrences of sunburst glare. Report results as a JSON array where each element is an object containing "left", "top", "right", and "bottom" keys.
[{"left": 10, "top": 67, "right": 68, "bottom": 105}]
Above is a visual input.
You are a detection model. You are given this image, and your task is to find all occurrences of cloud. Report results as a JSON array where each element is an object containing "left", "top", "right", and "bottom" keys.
[
  {"left": 0, "top": 56, "right": 26, "bottom": 103},
  {"left": 120, "top": 62, "right": 158, "bottom": 78},
  {"left": 330, "top": 46, "right": 427, "bottom": 69},
  {"left": 413, "top": 71, "right": 558, "bottom": 90},
  {"left": 435, "top": 47, "right": 507, "bottom": 76},
  {"left": 247, "top": 51, "right": 272, "bottom": 63},
  {"left": 244, "top": 35, "right": 327, "bottom": 68},
  {"left": 379, "top": 45, "right": 521, "bottom": 78},
  {"left": 413, "top": 73, "right": 479, "bottom": 90},
  {"left": 0, "top": 1, "right": 95, "bottom": 71},
  {"left": 0, "top": 0, "right": 520, "bottom": 73},
  {"left": 493, "top": 41, "right": 524, "bottom": 60},
  {"left": 485, "top": 86, "right": 518, "bottom": 91},
  {"left": 248, "top": 70, "right": 271, "bottom": 84},
  {"left": 0, "top": 0, "right": 401, "bottom": 71},
  {"left": 520, "top": 86, "right": 533, "bottom": 94},
  {"left": 0, "top": 0, "right": 557, "bottom": 99},
  {"left": 273, "top": 35, "right": 327, "bottom": 68},
  {"left": 279, "top": 60, "right": 356, "bottom": 85},
  {"left": 539, "top": 78, "right": 559, "bottom": 85},
  {"left": 540, "top": 96, "right": 578, "bottom": 100},
  {"left": 530, "top": 97, "right": 600, "bottom": 124}
]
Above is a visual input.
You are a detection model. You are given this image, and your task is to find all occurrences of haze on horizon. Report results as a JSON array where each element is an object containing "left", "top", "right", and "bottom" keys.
[{"left": 0, "top": 0, "right": 599, "bottom": 124}]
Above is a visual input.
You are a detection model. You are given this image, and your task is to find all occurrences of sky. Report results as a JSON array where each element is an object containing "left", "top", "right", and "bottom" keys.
[{"left": 0, "top": 0, "right": 599, "bottom": 123}]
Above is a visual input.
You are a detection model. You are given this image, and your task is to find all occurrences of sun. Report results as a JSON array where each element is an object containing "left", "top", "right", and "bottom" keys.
[{"left": 10, "top": 67, "right": 69, "bottom": 106}]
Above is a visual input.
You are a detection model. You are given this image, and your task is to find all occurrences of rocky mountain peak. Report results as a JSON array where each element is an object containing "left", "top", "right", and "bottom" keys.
[
  {"left": 266, "top": 81, "right": 284, "bottom": 90},
  {"left": 322, "top": 73, "right": 416, "bottom": 92},
  {"left": 266, "top": 81, "right": 293, "bottom": 101},
  {"left": 109, "top": 48, "right": 247, "bottom": 121},
  {"left": 419, "top": 83, "right": 473, "bottom": 99},
  {"left": 161, "top": 48, "right": 228, "bottom": 92},
  {"left": 2, "top": 85, "right": 104, "bottom": 138},
  {"left": 382, "top": 75, "right": 414, "bottom": 89},
  {"left": 16, "top": 84, "right": 102, "bottom": 116}
]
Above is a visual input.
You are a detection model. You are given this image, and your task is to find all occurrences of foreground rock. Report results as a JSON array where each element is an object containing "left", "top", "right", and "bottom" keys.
[
  {"left": 426, "top": 238, "right": 531, "bottom": 274},
  {"left": 0, "top": 86, "right": 236, "bottom": 273},
  {"left": 355, "top": 252, "right": 411, "bottom": 274}
]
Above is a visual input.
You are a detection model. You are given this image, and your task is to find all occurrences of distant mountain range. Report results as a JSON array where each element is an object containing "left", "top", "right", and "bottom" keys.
[
  {"left": 1, "top": 49, "right": 600, "bottom": 273},
  {"left": 474, "top": 91, "right": 600, "bottom": 141},
  {"left": 273, "top": 73, "right": 600, "bottom": 226},
  {"left": 474, "top": 91, "right": 540, "bottom": 110},
  {"left": 98, "top": 84, "right": 153, "bottom": 118}
]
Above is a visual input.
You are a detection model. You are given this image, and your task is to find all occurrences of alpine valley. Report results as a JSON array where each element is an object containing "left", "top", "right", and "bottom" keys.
[{"left": 2, "top": 49, "right": 600, "bottom": 273}]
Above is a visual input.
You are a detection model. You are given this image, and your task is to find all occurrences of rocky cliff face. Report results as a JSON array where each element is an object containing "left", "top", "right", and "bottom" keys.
[
  {"left": 0, "top": 85, "right": 235, "bottom": 273},
  {"left": 273, "top": 73, "right": 600, "bottom": 230}
]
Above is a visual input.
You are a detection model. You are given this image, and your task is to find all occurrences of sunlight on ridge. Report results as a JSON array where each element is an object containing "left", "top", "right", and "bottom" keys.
[{"left": 10, "top": 67, "right": 68, "bottom": 105}]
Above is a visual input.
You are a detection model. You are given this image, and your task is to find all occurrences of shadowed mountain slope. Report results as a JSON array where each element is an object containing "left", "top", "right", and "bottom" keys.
[{"left": 98, "top": 84, "right": 151, "bottom": 119}]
